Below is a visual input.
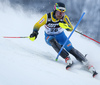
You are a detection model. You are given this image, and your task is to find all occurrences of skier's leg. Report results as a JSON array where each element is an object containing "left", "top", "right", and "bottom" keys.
[
  {"left": 45, "top": 33, "right": 73, "bottom": 68},
  {"left": 55, "top": 32, "right": 86, "bottom": 62},
  {"left": 57, "top": 32, "right": 98, "bottom": 75},
  {"left": 69, "top": 48, "right": 98, "bottom": 76},
  {"left": 69, "top": 48, "right": 87, "bottom": 63},
  {"left": 45, "top": 32, "right": 69, "bottom": 59},
  {"left": 49, "top": 38, "right": 73, "bottom": 69}
]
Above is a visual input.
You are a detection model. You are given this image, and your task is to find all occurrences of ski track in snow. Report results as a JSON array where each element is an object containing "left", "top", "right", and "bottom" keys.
[{"left": 0, "top": 1, "right": 100, "bottom": 85}]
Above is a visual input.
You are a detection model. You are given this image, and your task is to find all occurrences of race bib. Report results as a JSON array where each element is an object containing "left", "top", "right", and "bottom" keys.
[{"left": 45, "top": 25, "right": 63, "bottom": 35}]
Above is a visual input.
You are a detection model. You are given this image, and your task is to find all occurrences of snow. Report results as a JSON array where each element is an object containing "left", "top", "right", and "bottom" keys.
[{"left": 0, "top": 2, "right": 100, "bottom": 85}]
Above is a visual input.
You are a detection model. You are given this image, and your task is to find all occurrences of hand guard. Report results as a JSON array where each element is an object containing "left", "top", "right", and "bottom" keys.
[
  {"left": 59, "top": 22, "right": 73, "bottom": 31},
  {"left": 29, "top": 31, "right": 38, "bottom": 41}
]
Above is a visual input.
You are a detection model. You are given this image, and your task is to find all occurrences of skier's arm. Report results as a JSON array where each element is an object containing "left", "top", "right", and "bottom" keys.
[
  {"left": 63, "top": 15, "right": 73, "bottom": 31},
  {"left": 33, "top": 14, "right": 47, "bottom": 31},
  {"left": 29, "top": 14, "right": 47, "bottom": 41}
]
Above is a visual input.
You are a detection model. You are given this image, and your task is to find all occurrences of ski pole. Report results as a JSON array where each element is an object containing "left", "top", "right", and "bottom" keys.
[
  {"left": 2, "top": 36, "right": 36, "bottom": 41},
  {"left": 56, "top": 12, "right": 85, "bottom": 61},
  {"left": 3, "top": 36, "right": 29, "bottom": 38},
  {"left": 75, "top": 30, "right": 100, "bottom": 44}
]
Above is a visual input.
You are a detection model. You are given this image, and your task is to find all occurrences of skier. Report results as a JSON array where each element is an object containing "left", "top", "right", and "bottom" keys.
[{"left": 29, "top": 2, "right": 98, "bottom": 77}]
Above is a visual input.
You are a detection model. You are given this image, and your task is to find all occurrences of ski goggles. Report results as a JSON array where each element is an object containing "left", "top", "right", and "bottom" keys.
[
  {"left": 56, "top": 11, "right": 65, "bottom": 16},
  {"left": 56, "top": 8, "right": 66, "bottom": 12}
]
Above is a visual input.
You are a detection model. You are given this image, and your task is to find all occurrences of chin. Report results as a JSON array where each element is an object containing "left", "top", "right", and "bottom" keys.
[{"left": 57, "top": 17, "right": 62, "bottom": 19}]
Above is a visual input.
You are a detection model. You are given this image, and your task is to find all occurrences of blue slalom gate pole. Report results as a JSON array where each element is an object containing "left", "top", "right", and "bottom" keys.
[{"left": 56, "top": 12, "right": 85, "bottom": 61}]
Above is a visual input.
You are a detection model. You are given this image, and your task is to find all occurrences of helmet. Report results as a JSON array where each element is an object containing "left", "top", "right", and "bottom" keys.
[{"left": 54, "top": 2, "right": 66, "bottom": 12}]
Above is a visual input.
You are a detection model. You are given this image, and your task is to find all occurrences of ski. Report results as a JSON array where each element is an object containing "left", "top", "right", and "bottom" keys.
[
  {"left": 65, "top": 61, "right": 75, "bottom": 70},
  {"left": 66, "top": 62, "right": 74, "bottom": 70},
  {"left": 65, "top": 64, "right": 98, "bottom": 78}
]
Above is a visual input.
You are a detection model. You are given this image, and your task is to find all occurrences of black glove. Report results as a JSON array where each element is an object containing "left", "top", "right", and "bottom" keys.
[
  {"left": 29, "top": 31, "right": 38, "bottom": 41},
  {"left": 30, "top": 31, "right": 38, "bottom": 38}
]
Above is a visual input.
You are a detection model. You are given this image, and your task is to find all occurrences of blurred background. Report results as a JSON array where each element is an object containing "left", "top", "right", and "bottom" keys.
[{"left": 0, "top": 0, "right": 100, "bottom": 43}]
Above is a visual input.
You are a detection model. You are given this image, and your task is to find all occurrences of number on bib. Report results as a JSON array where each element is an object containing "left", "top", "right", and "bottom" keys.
[{"left": 51, "top": 28, "right": 58, "bottom": 32}]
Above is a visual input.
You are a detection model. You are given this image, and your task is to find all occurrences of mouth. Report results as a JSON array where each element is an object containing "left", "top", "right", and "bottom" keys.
[{"left": 57, "top": 15, "right": 63, "bottom": 18}]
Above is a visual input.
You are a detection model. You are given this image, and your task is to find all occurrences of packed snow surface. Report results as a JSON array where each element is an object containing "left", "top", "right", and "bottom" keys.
[{"left": 0, "top": 2, "right": 100, "bottom": 85}]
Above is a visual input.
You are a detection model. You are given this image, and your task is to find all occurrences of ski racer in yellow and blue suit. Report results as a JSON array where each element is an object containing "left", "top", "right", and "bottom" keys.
[
  {"left": 29, "top": 2, "right": 97, "bottom": 76},
  {"left": 33, "top": 11, "right": 73, "bottom": 51},
  {"left": 30, "top": 3, "right": 74, "bottom": 61},
  {"left": 30, "top": 5, "right": 74, "bottom": 52}
]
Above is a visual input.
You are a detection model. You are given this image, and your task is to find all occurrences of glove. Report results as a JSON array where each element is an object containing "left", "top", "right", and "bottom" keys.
[
  {"left": 29, "top": 31, "right": 38, "bottom": 41},
  {"left": 59, "top": 22, "right": 72, "bottom": 31},
  {"left": 65, "top": 25, "right": 73, "bottom": 31}
]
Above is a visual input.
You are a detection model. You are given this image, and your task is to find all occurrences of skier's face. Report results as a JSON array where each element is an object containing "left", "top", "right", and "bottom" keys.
[{"left": 55, "top": 11, "right": 65, "bottom": 19}]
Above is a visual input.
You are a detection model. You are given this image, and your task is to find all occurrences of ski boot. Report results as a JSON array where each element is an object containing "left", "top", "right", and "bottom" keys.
[
  {"left": 69, "top": 48, "right": 98, "bottom": 77},
  {"left": 82, "top": 61, "right": 98, "bottom": 77},
  {"left": 88, "top": 65, "right": 98, "bottom": 77},
  {"left": 65, "top": 57, "right": 73, "bottom": 69}
]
